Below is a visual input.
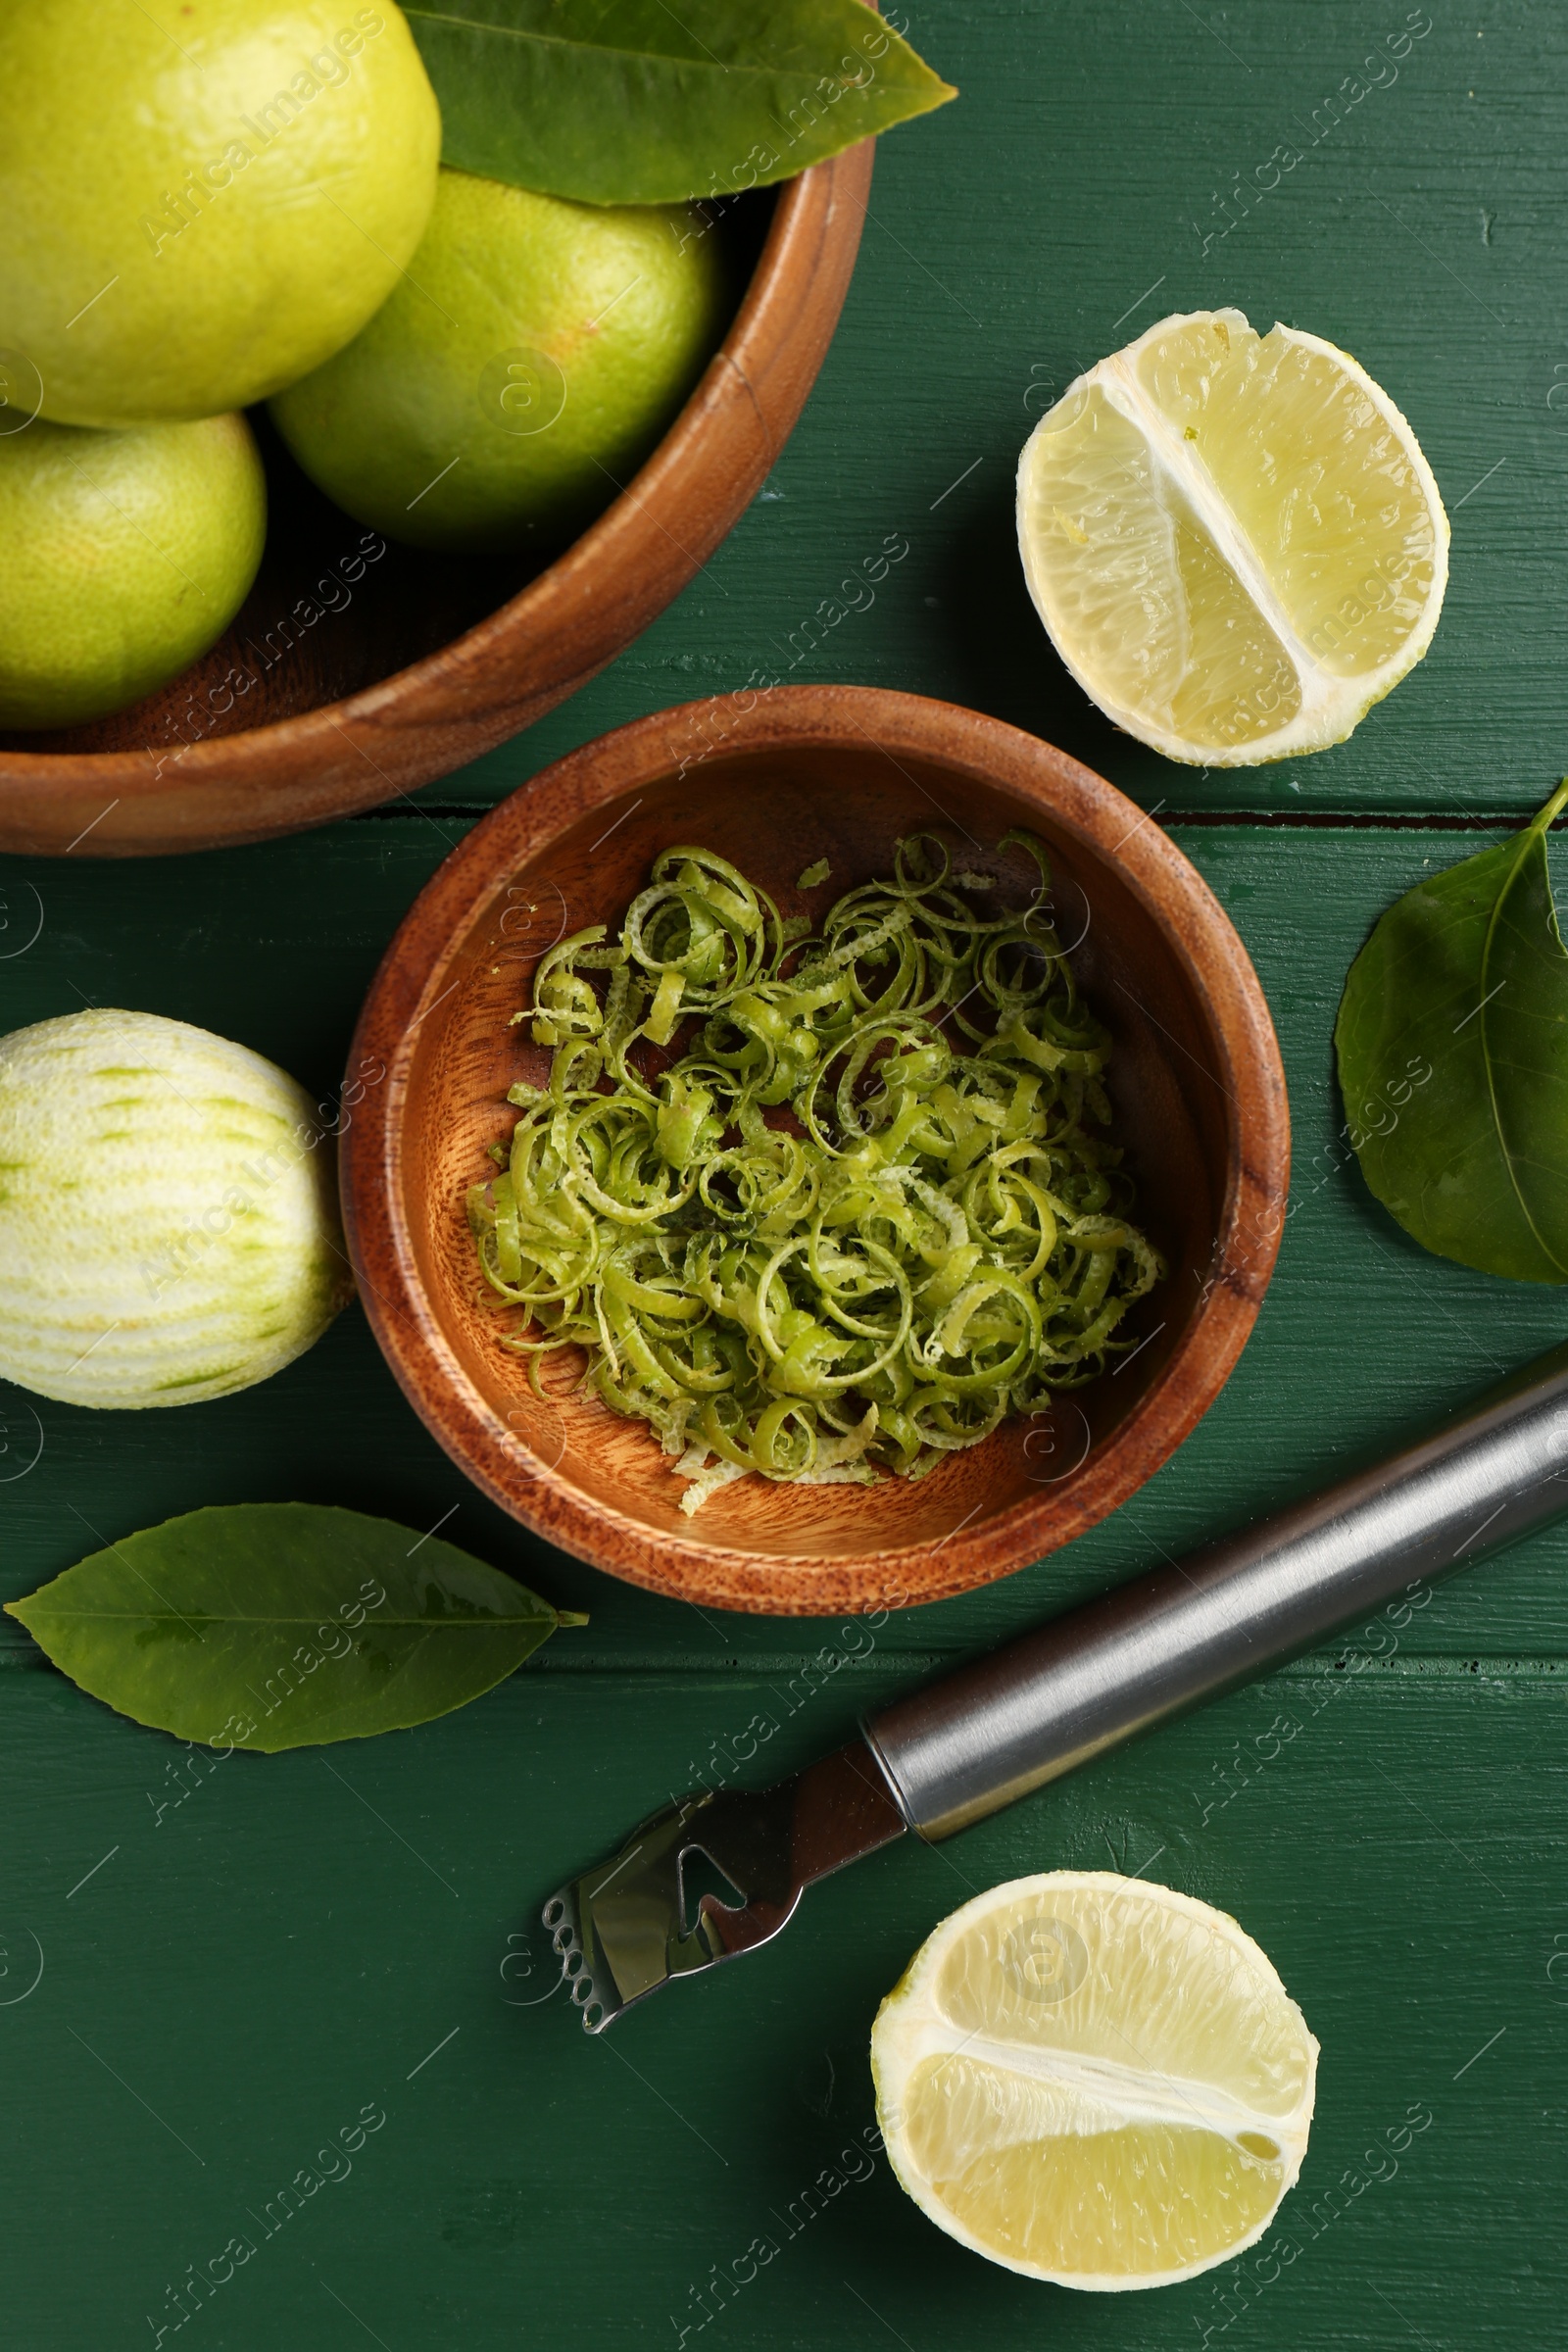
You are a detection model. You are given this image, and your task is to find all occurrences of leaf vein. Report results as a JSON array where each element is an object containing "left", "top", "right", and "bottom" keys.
[{"left": 405, "top": 8, "right": 875, "bottom": 89}]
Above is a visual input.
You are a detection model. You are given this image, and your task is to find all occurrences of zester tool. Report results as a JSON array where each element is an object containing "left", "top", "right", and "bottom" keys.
[{"left": 545, "top": 1339, "right": 1568, "bottom": 2031}]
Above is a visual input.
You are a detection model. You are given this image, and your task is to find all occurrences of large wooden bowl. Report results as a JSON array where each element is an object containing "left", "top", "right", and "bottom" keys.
[
  {"left": 341, "top": 688, "right": 1290, "bottom": 1616},
  {"left": 0, "top": 156, "right": 870, "bottom": 859}
]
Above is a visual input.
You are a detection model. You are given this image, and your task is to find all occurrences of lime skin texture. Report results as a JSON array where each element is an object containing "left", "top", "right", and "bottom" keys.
[
  {"left": 0, "top": 414, "right": 267, "bottom": 730},
  {"left": 0, "top": 0, "right": 440, "bottom": 427},
  {"left": 270, "top": 169, "right": 731, "bottom": 555}
]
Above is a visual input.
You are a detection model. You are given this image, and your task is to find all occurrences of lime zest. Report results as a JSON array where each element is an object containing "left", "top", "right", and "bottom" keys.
[{"left": 468, "top": 835, "right": 1163, "bottom": 1511}]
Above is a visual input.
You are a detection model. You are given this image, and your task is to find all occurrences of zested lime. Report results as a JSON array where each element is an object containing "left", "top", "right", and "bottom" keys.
[{"left": 0, "top": 1010, "right": 350, "bottom": 1406}]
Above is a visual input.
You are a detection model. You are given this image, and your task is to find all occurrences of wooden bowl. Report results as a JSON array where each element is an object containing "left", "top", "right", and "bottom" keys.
[
  {"left": 0, "top": 156, "right": 870, "bottom": 859},
  {"left": 341, "top": 688, "right": 1290, "bottom": 1616}
]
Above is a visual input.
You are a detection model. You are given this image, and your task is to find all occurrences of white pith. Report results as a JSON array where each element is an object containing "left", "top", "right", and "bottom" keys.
[{"left": 885, "top": 2019, "right": 1307, "bottom": 2146}]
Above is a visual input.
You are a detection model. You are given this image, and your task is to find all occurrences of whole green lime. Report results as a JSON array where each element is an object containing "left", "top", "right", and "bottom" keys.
[
  {"left": 0, "top": 0, "right": 440, "bottom": 427},
  {"left": 269, "top": 169, "right": 729, "bottom": 554},
  {"left": 0, "top": 415, "right": 267, "bottom": 729}
]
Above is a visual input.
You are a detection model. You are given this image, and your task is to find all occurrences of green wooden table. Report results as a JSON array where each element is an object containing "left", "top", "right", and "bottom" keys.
[{"left": 5, "top": 5, "right": 1566, "bottom": 2344}]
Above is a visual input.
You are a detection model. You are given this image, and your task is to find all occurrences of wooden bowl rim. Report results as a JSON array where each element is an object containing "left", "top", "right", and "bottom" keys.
[
  {"left": 0, "top": 153, "right": 865, "bottom": 830},
  {"left": 341, "top": 686, "right": 1291, "bottom": 1616}
]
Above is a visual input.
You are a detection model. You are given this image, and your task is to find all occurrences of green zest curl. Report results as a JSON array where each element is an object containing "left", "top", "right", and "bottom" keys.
[{"left": 467, "top": 834, "right": 1163, "bottom": 1515}]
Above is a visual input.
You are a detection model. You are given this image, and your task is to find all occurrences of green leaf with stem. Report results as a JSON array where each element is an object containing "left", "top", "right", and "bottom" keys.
[
  {"left": 5, "top": 1503, "right": 587, "bottom": 1751},
  {"left": 1335, "top": 780, "right": 1568, "bottom": 1283},
  {"left": 404, "top": 0, "right": 956, "bottom": 207}
]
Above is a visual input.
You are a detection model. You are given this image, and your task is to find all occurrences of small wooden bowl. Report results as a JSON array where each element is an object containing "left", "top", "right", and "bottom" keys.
[
  {"left": 342, "top": 688, "right": 1290, "bottom": 1616},
  {"left": 0, "top": 155, "right": 869, "bottom": 859}
]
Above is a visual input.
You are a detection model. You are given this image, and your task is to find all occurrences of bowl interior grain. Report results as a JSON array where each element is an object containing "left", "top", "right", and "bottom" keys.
[{"left": 347, "top": 695, "right": 1288, "bottom": 1613}]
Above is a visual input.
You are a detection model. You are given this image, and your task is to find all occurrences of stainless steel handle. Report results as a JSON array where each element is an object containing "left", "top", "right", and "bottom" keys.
[{"left": 865, "top": 1340, "right": 1568, "bottom": 1838}]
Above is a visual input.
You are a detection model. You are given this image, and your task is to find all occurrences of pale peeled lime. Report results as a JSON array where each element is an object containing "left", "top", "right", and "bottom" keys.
[
  {"left": 0, "top": 0, "right": 440, "bottom": 426},
  {"left": 873, "top": 1872, "right": 1318, "bottom": 2289},
  {"left": 269, "top": 168, "right": 729, "bottom": 554},
  {"left": 1017, "top": 309, "right": 1448, "bottom": 764},
  {"left": 0, "top": 416, "right": 266, "bottom": 729},
  {"left": 0, "top": 1010, "right": 352, "bottom": 1408}
]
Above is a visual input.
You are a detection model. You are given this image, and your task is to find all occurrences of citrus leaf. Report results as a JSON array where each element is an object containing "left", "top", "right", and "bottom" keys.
[
  {"left": 1335, "top": 781, "right": 1568, "bottom": 1283},
  {"left": 403, "top": 0, "right": 956, "bottom": 206},
  {"left": 4, "top": 1503, "right": 586, "bottom": 1752}
]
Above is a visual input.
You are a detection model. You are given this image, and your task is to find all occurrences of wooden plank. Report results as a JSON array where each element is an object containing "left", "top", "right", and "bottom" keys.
[
  {"left": 400, "top": 0, "right": 1568, "bottom": 822},
  {"left": 4, "top": 8, "right": 1568, "bottom": 2339},
  {"left": 5, "top": 818, "right": 1567, "bottom": 1672},
  {"left": 0, "top": 1662, "right": 1558, "bottom": 2348}
]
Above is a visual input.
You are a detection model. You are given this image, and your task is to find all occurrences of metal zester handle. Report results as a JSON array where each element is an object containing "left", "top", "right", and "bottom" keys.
[{"left": 864, "top": 1339, "right": 1568, "bottom": 1839}]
